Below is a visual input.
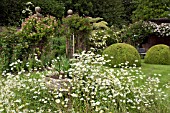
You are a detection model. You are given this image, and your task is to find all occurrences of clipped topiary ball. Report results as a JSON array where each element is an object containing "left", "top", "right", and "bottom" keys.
[
  {"left": 144, "top": 44, "right": 170, "bottom": 65},
  {"left": 103, "top": 43, "right": 141, "bottom": 67}
]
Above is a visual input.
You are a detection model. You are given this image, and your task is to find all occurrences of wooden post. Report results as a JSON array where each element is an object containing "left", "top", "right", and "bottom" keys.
[{"left": 72, "top": 33, "right": 75, "bottom": 56}]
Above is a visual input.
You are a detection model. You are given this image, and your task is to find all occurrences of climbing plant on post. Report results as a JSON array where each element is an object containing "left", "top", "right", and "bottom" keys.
[{"left": 63, "top": 14, "right": 92, "bottom": 58}]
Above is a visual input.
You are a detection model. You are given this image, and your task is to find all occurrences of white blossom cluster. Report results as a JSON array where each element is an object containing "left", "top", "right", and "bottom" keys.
[
  {"left": 0, "top": 55, "right": 73, "bottom": 112},
  {"left": 89, "top": 30, "right": 110, "bottom": 52},
  {"left": 0, "top": 51, "right": 169, "bottom": 112},
  {"left": 147, "top": 22, "right": 170, "bottom": 37},
  {"left": 68, "top": 51, "right": 167, "bottom": 112},
  {"left": 22, "top": 2, "right": 34, "bottom": 16},
  {"left": 0, "top": 70, "right": 72, "bottom": 112},
  {"left": 2, "top": 54, "right": 44, "bottom": 76}
]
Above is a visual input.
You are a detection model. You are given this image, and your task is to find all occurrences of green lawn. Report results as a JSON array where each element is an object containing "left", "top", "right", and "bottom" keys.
[
  {"left": 141, "top": 60, "right": 170, "bottom": 85},
  {"left": 140, "top": 61, "right": 170, "bottom": 112}
]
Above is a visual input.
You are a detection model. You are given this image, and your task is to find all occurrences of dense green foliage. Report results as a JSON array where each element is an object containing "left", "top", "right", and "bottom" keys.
[
  {"left": 0, "top": 15, "right": 66, "bottom": 73},
  {"left": 0, "top": 0, "right": 65, "bottom": 26},
  {"left": 119, "top": 20, "right": 152, "bottom": 46},
  {"left": 0, "top": 27, "right": 18, "bottom": 73},
  {"left": 63, "top": 14, "right": 92, "bottom": 34},
  {"left": 122, "top": 0, "right": 135, "bottom": 23},
  {"left": 1, "top": 0, "right": 169, "bottom": 27},
  {"left": 0, "top": 0, "right": 24, "bottom": 26},
  {"left": 144, "top": 44, "right": 170, "bottom": 65},
  {"left": 58, "top": 0, "right": 93, "bottom": 16},
  {"left": 59, "top": 0, "right": 135, "bottom": 27},
  {"left": 90, "top": 0, "right": 127, "bottom": 27},
  {"left": 63, "top": 14, "right": 92, "bottom": 56},
  {"left": 0, "top": 0, "right": 133, "bottom": 27},
  {"left": 103, "top": 43, "right": 141, "bottom": 67},
  {"left": 32, "top": 0, "right": 65, "bottom": 19},
  {"left": 132, "top": 0, "right": 170, "bottom": 22}
]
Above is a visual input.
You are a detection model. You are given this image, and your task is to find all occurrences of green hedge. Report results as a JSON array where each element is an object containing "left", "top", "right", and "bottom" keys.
[
  {"left": 103, "top": 43, "right": 141, "bottom": 68},
  {"left": 144, "top": 44, "right": 170, "bottom": 65}
]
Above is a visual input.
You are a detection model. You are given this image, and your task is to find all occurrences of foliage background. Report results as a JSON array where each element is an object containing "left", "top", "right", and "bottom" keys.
[{"left": 0, "top": 0, "right": 169, "bottom": 27}]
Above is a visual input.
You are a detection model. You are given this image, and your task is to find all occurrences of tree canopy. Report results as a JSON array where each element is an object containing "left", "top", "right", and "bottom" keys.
[
  {"left": 0, "top": 0, "right": 169, "bottom": 26},
  {"left": 132, "top": 0, "right": 170, "bottom": 22}
]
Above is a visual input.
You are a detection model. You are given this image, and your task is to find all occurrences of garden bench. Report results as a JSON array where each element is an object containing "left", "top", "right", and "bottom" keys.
[{"left": 138, "top": 48, "right": 146, "bottom": 59}]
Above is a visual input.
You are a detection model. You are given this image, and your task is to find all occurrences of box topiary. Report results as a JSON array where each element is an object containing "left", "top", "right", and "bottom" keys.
[
  {"left": 144, "top": 44, "right": 170, "bottom": 65},
  {"left": 103, "top": 43, "right": 141, "bottom": 68}
]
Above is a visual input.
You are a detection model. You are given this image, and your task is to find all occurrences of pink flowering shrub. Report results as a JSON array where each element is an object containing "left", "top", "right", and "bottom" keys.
[
  {"left": 18, "top": 15, "right": 58, "bottom": 45},
  {"left": 0, "top": 15, "right": 65, "bottom": 73}
]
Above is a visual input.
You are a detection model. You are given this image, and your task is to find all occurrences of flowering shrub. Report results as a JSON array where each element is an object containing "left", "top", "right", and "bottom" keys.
[
  {"left": 18, "top": 15, "right": 58, "bottom": 43},
  {"left": 90, "top": 29, "right": 121, "bottom": 54},
  {"left": 0, "top": 14, "right": 66, "bottom": 73},
  {"left": 89, "top": 30, "right": 110, "bottom": 53},
  {"left": 119, "top": 20, "right": 170, "bottom": 46},
  {"left": 0, "top": 51, "right": 169, "bottom": 112},
  {"left": 16, "top": 14, "right": 60, "bottom": 61},
  {"left": 119, "top": 21, "right": 152, "bottom": 46},
  {"left": 68, "top": 51, "right": 167, "bottom": 112},
  {"left": 148, "top": 22, "right": 170, "bottom": 37},
  {"left": 0, "top": 72, "right": 70, "bottom": 112}
]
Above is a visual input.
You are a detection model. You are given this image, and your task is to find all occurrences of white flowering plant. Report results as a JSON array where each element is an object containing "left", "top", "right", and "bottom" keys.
[
  {"left": 89, "top": 30, "right": 109, "bottom": 53},
  {"left": 22, "top": 2, "right": 34, "bottom": 18},
  {"left": 68, "top": 51, "right": 168, "bottom": 112},
  {"left": 147, "top": 21, "right": 170, "bottom": 37},
  {"left": 90, "top": 29, "right": 121, "bottom": 54},
  {"left": 119, "top": 20, "right": 170, "bottom": 47},
  {"left": 0, "top": 51, "right": 169, "bottom": 112},
  {"left": 0, "top": 73, "right": 60, "bottom": 112}
]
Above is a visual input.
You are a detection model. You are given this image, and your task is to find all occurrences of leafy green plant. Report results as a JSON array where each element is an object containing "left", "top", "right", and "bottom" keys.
[
  {"left": 132, "top": 0, "right": 170, "bottom": 22},
  {"left": 62, "top": 14, "right": 93, "bottom": 57},
  {"left": 51, "top": 56, "right": 70, "bottom": 75},
  {"left": 63, "top": 14, "right": 92, "bottom": 35},
  {"left": 0, "top": 15, "right": 66, "bottom": 74},
  {"left": 144, "top": 44, "right": 170, "bottom": 65},
  {"left": 88, "top": 17, "right": 109, "bottom": 30},
  {"left": 0, "top": 27, "right": 19, "bottom": 72},
  {"left": 119, "top": 20, "right": 152, "bottom": 46},
  {"left": 103, "top": 43, "right": 141, "bottom": 67}
]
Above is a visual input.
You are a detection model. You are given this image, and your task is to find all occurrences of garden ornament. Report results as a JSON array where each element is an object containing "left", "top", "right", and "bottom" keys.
[{"left": 35, "top": 6, "right": 42, "bottom": 18}]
